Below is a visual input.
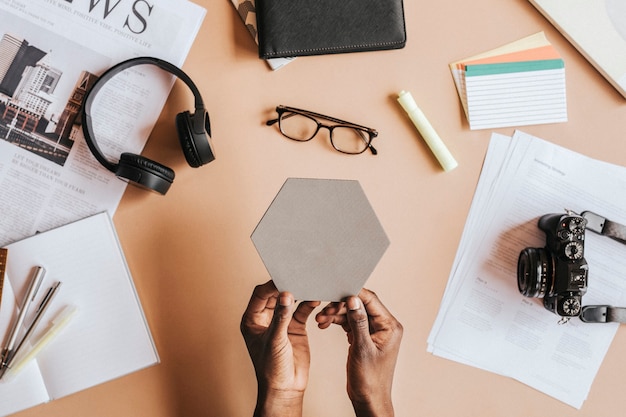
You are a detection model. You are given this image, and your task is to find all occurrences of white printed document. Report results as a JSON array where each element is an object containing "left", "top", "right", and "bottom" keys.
[{"left": 428, "top": 131, "right": 626, "bottom": 408}]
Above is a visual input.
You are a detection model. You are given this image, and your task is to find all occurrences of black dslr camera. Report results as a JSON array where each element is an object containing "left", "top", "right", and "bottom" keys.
[{"left": 517, "top": 213, "right": 589, "bottom": 318}]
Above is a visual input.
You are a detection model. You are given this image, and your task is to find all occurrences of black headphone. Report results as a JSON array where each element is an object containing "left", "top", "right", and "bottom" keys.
[{"left": 82, "top": 56, "right": 215, "bottom": 195}]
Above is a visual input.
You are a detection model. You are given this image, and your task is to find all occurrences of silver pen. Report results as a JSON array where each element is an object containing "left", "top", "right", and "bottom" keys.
[
  {"left": 0, "top": 266, "right": 46, "bottom": 377},
  {"left": 4, "top": 281, "right": 62, "bottom": 374}
]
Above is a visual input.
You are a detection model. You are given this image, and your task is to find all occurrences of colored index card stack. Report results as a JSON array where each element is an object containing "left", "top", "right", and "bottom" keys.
[{"left": 450, "top": 32, "right": 567, "bottom": 130}]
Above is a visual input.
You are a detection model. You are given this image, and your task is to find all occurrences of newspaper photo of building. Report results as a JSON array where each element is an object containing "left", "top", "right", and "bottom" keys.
[{"left": 0, "top": 31, "right": 97, "bottom": 166}]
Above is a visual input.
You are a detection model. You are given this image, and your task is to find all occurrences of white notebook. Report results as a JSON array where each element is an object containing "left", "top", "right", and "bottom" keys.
[
  {"left": 0, "top": 212, "right": 158, "bottom": 416},
  {"left": 529, "top": 0, "right": 626, "bottom": 99}
]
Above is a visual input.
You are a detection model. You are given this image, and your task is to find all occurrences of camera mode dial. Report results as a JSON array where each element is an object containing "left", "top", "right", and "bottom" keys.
[
  {"left": 564, "top": 241, "right": 584, "bottom": 260},
  {"left": 561, "top": 297, "right": 581, "bottom": 316},
  {"left": 568, "top": 217, "right": 585, "bottom": 234}
]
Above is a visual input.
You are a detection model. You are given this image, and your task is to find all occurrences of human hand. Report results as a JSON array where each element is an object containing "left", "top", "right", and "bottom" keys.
[
  {"left": 316, "top": 289, "right": 403, "bottom": 417},
  {"left": 241, "top": 280, "right": 320, "bottom": 417}
]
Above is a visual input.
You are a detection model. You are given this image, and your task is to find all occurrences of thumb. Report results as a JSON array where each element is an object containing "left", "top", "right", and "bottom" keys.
[
  {"left": 346, "top": 296, "right": 373, "bottom": 348},
  {"left": 268, "top": 292, "right": 294, "bottom": 341}
]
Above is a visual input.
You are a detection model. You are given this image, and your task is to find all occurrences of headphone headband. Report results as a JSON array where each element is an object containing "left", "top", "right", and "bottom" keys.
[
  {"left": 81, "top": 56, "right": 205, "bottom": 172},
  {"left": 80, "top": 56, "right": 214, "bottom": 195}
]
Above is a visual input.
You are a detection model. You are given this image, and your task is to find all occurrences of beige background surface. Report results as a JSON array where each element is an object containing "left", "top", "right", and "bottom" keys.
[{"left": 14, "top": 0, "right": 626, "bottom": 416}]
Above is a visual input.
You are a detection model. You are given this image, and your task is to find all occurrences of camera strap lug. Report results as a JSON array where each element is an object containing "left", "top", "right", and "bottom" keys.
[
  {"left": 580, "top": 305, "right": 626, "bottom": 323},
  {"left": 581, "top": 211, "right": 626, "bottom": 244}
]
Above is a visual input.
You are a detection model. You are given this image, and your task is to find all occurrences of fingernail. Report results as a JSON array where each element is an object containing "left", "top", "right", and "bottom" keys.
[
  {"left": 279, "top": 294, "right": 292, "bottom": 307},
  {"left": 347, "top": 297, "right": 361, "bottom": 311}
]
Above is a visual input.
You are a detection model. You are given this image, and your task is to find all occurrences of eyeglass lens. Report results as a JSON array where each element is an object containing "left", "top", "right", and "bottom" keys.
[
  {"left": 279, "top": 110, "right": 370, "bottom": 154},
  {"left": 331, "top": 127, "right": 369, "bottom": 154},
  {"left": 279, "top": 111, "right": 318, "bottom": 141}
]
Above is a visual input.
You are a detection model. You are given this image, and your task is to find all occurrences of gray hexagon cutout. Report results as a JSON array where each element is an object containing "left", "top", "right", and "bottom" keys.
[{"left": 251, "top": 178, "right": 389, "bottom": 301}]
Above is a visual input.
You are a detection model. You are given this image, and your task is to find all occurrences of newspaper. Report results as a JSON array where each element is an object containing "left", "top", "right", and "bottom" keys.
[{"left": 0, "top": 0, "right": 206, "bottom": 247}]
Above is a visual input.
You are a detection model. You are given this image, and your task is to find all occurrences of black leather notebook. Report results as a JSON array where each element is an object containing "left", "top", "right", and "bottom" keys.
[{"left": 256, "top": 0, "right": 406, "bottom": 59}]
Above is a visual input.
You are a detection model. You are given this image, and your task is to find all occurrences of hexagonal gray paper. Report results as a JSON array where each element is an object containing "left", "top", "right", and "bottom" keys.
[{"left": 251, "top": 178, "right": 390, "bottom": 301}]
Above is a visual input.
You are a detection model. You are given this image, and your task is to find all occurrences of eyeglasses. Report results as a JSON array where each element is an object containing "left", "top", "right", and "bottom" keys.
[{"left": 266, "top": 105, "right": 379, "bottom": 155}]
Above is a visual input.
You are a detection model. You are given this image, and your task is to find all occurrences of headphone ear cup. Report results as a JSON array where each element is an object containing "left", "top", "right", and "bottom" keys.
[
  {"left": 116, "top": 153, "right": 175, "bottom": 195},
  {"left": 176, "top": 111, "right": 215, "bottom": 168},
  {"left": 176, "top": 111, "right": 202, "bottom": 168}
]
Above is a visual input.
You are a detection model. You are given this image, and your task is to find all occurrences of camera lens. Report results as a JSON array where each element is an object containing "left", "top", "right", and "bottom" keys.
[{"left": 517, "top": 247, "right": 551, "bottom": 297}]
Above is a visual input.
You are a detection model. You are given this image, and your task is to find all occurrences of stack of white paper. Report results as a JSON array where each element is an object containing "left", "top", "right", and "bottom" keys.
[{"left": 428, "top": 131, "right": 626, "bottom": 409}]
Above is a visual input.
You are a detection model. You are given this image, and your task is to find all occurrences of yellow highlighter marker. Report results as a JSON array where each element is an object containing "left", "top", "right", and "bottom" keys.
[
  {"left": 4, "top": 305, "right": 78, "bottom": 380},
  {"left": 397, "top": 90, "right": 458, "bottom": 172}
]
